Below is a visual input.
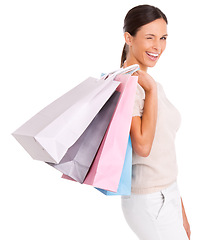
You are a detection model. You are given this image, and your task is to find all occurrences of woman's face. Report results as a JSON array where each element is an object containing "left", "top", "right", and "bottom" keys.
[{"left": 125, "top": 18, "right": 168, "bottom": 71}]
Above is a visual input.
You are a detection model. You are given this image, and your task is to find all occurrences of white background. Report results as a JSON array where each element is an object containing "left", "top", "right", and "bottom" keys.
[{"left": 1, "top": 0, "right": 213, "bottom": 239}]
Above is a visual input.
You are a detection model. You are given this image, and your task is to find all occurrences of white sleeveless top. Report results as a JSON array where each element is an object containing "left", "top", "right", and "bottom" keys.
[{"left": 131, "top": 82, "right": 182, "bottom": 194}]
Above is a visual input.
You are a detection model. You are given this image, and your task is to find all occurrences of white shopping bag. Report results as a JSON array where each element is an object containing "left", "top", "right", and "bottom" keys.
[{"left": 12, "top": 64, "right": 139, "bottom": 164}]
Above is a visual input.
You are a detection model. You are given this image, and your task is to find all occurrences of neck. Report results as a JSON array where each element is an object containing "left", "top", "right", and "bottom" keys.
[{"left": 125, "top": 54, "right": 148, "bottom": 72}]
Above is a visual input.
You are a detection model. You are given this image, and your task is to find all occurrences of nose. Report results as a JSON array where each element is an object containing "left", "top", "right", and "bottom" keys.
[{"left": 152, "top": 40, "right": 161, "bottom": 52}]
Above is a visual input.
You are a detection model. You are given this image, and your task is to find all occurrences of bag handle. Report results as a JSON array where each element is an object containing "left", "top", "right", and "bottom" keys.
[{"left": 101, "top": 64, "right": 140, "bottom": 81}]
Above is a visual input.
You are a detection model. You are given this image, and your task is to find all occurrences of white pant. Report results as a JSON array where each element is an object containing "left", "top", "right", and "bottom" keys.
[{"left": 121, "top": 182, "right": 188, "bottom": 240}]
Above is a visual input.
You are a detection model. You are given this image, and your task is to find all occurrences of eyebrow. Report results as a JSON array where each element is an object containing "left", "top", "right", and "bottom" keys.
[{"left": 145, "top": 34, "right": 168, "bottom": 37}]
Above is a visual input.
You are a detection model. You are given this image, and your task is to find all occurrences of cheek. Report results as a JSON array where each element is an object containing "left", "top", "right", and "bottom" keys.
[
  {"left": 132, "top": 40, "right": 149, "bottom": 56},
  {"left": 161, "top": 42, "right": 167, "bottom": 53}
]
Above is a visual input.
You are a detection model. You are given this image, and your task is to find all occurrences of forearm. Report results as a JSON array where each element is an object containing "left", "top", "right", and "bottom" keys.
[
  {"left": 181, "top": 197, "right": 191, "bottom": 239},
  {"left": 181, "top": 198, "right": 187, "bottom": 221},
  {"left": 139, "top": 87, "right": 158, "bottom": 155}
]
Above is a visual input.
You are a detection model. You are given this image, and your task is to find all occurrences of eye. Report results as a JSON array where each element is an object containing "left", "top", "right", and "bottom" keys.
[
  {"left": 146, "top": 37, "right": 153, "bottom": 40},
  {"left": 161, "top": 37, "right": 167, "bottom": 40}
]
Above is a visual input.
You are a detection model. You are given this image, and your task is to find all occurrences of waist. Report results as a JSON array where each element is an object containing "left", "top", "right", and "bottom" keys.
[{"left": 131, "top": 180, "right": 177, "bottom": 195}]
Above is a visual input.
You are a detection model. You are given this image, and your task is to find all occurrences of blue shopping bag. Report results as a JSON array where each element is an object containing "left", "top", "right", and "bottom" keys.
[{"left": 95, "top": 134, "right": 132, "bottom": 196}]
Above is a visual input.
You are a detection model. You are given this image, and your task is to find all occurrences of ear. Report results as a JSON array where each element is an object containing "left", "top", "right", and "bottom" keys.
[{"left": 124, "top": 32, "right": 133, "bottom": 47}]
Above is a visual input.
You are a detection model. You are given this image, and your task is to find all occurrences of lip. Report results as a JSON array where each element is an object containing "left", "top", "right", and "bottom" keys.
[{"left": 146, "top": 51, "right": 160, "bottom": 61}]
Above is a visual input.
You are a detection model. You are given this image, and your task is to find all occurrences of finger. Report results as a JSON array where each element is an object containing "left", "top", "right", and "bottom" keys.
[
  {"left": 133, "top": 71, "right": 140, "bottom": 76},
  {"left": 123, "top": 61, "right": 127, "bottom": 68}
]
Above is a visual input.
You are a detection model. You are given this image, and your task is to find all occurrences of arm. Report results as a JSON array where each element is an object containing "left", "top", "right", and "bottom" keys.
[
  {"left": 130, "top": 69, "right": 158, "bottom": 157},
  {"left": 181, "top": 197, "right": 191, "bottom": 239},
  {"left": 130, "top": 87, "right": 158, "bottom": 157}
]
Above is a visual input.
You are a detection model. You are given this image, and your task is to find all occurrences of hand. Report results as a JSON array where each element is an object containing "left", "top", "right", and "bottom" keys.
[
  {"left": 123, "top": 61, "right": 156, "bottom": 92},
  {"left": 132, "top": 70, "right": 157, "bottom": 93},
  {"left": 181, "top": 198, "right": 191, "bottom": 239},
  {"left": 183, "top": 213, "right": 191, "bottom": 239}
]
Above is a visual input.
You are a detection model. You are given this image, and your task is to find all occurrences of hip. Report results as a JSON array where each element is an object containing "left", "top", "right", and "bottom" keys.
[{"left": 121, "top": 181, "right": 182, "bottom": 221}]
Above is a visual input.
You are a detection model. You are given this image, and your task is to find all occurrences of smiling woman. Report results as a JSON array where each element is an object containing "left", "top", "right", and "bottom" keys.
[
  {"left": 120, "top": 5, "right": 191, "bottom": 240},
  {"left": 121, "top": 16, "right": 168, "bottom": 70},
  {"left": 124, "top": 18, "right": 168, "bottom": 69}
]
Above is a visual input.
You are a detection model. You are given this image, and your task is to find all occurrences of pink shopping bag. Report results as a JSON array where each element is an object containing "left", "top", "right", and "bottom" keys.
[{"left": 62, "top": 73, "right": 138, "bottom": 192}]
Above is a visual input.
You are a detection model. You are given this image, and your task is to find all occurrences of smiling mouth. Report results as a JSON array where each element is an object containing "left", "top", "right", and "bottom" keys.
[{"left": 146, "top": 52, "right": 159, "bottom": 61}]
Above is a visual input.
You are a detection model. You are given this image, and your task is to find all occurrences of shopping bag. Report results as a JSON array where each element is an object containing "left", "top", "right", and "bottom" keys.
[
  {"left": 12, "top": 64, "right": 139, "bottom": 164},
  {"left": 12, "top": 79, "right": 119, "bottom": 164},
  {"left": 95, "top": 134, "right": 132, "bottom": 195},
  {"left": 62, "top": 72, "right": 138, "bottom": 192},
  {"left": 47, "top": 90, "right": 120, "bottom": 183}
]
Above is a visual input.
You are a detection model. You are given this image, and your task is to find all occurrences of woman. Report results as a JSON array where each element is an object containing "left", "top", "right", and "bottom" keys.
[{"left": 121, "top": 5, "right": 191, "bottom": 240}]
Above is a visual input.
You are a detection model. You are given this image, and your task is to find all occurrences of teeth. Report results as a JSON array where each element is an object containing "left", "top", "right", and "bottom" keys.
[{"left": 147, "top": 52, "right": 159, "bottom": 57}]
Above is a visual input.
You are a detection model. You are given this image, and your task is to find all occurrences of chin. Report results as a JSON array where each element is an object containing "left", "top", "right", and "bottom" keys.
[
  {"left": 146, "top": 62, "right": 158, "bottom": 68},
  {"left": 141, "top": 58, "right": 159, "bottom": 69}
]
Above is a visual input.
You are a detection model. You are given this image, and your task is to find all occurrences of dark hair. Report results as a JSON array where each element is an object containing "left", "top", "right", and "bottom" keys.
[{"left": 120, "top": 5, "right": 168, "bottom": 67}]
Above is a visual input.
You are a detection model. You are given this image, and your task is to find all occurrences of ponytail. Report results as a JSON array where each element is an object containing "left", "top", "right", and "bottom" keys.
[{"left": 120, "top": 43, "right": 128, "bottom": 67}]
